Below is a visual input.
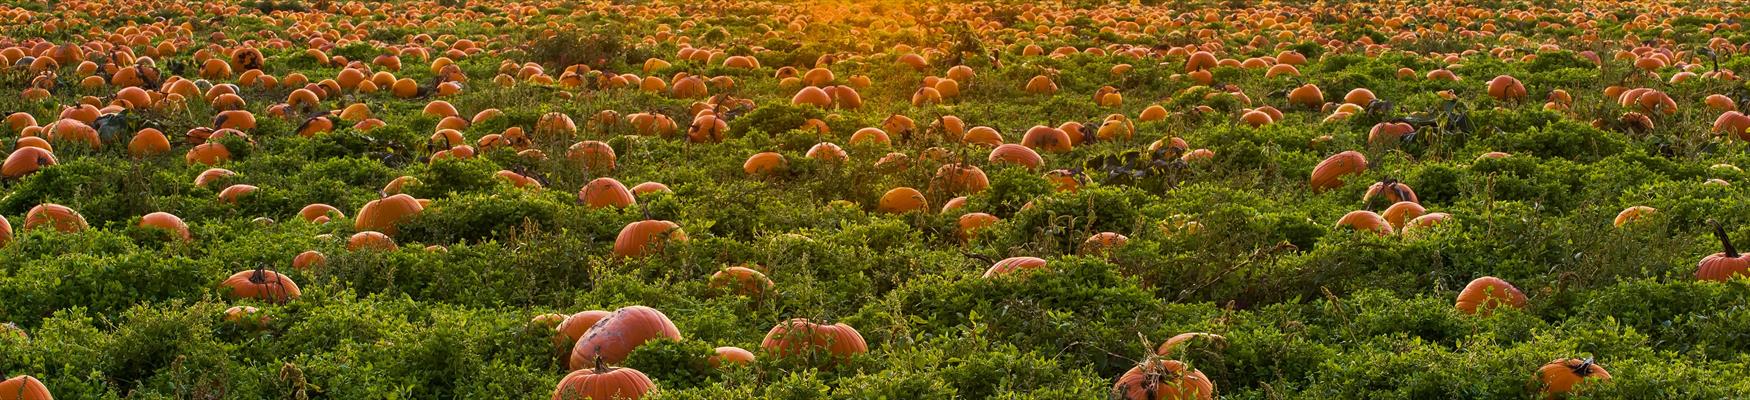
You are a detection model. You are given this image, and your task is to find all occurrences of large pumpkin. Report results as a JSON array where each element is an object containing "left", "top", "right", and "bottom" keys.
[
  {"left": 1, "top": 147, "right": 57, "bottom": 178},
  {"left": 1454, "top": 276, "right": 1527, "bottom": 315},
  {"left": 355, "top": 194, "right": 424, "bottom": 235},
  {"left": 983, "top": 256, "right": 1048, "bottom": 278},
  {"left": 569, "top": 306, "right": 683, "bottom": 368},
  {"left": 1538, "top": 358, "right": 1610, "bottom": 398},
  {"left": 551, "top": 364, "right": 655, "bottom": 400},
  {"left": 1309, "top": 151, "right": 1367, "bottom": 191},
  {"left": 931, "top": 164, "right": 989, "bottom": 195},
  {"left": 1335, "top": 210, "right": 1392, "bottom": 236},
  {"left": 709, "top": 266, "right": 774, "bottom": 297},
  {"left": 0, "top": 375, "right": 52, "bottom": 400},
  {"left": 23, "top": 203, "right": 86, "bottom": 233},
  {"left": 1111, "top": 358, "right": 1215, "bottom": 400},
  {"left": 613, "top": 220, "right": 687, "bottom": 258},
  {"left": 139, "top": 212, "right": 191, "bottom": 241},
  {"left": 221, "top": 267, "right": 301, "bottom": 303},
  {"left": 760, "top": 318, "right": 867, "bottom": 360},
  {"left": 580, "top": 178, "right": 636, "bottom": 209},
  {"left": 1698, "top": 219, "right": 1750, "bottom": 281},
  {"left": 556, "top": 310, "right": 613, "bottom": 347}
]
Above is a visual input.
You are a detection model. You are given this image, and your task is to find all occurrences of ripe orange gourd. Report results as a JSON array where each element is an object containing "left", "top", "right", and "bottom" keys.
[
  {"left": 984, "top": 256, "right": 1048, "bottom": 278},
  {"left": 1335, "top": 210, "right": 1392, "bottom": 235},
  {"left": 1612, "top": 206, "right": 1655, "bottom": 227},
  {"left": 1111, "top": 357, "right": 1215, "bottom": 400},
  {"left": 221, "top": 267, "right": 301, "bottom": 303},
  {"left": 761, "top": 318, "right": 867, "bottom": 360},
  {"left": 877, "top": 187, "right": 927, "bottom": 213},
  {"left": 580, "top": 178, "right": 636, "bottom": 209},
  {"left": 614, "top": 220, "right": 687, "bottom": 258},
  {"left": 743, "top": 152, "right": 786, "bottom": 175},
  {"left": 139, "top": 212, "right": 191, "bottom": 241},
  {"left": 1538, "top": 358, "right": 1610, "bottom": 398},
  {"left": 0, "top": 375, "right": 53, "bottom": 400},
  {"left": 1454, "top": 276, "right": 1527, "bottom": 315},
  {"left": 569, "top": 305, "right": 682, "bottom": 368},
  {"left": 709, "top": 346, "right": 756, "bottom": 367},
  {"left": 552, "top": 363, "right": 654, "bottom": 400},
  {"left": 355, "top": 194, "right": 424, "bottom": 235},
  {"left": 1698, "top": 219, "right": 1750, "bottom": 281},
  {"left": 348, "top": 231, "right": 398, "bottom": 251},
  {"left": 24, "top": 203, "right": 86, "bottom": 233},
  {"left": 1, "top": 147, "right": 57, "bottom": 178},
  {"left": 709, "top": 266, "right": 774, "bottom": 297},
  {"left": 1310, "top": 151, "right": 1367, "bottom": 191}
]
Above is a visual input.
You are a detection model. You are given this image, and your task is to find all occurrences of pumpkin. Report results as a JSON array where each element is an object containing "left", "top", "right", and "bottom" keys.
[
  {"left": 224, "top": 305, "right": 270, "bottom": 330},
  {"left": 877, "top": 187, "right": 927, "bottom": 213},
  {"left": 355, "top": 194, "right": 424, "bottom": 235},
  {"left": 1612, "top": 206, "right": 1655, "bottom": 227},
  {"left": 1309, "top": 151, "right": 1367, "bottom": 191},
  {"left": 0, "top": 375, "right": 52, "bottom": 400},
  {"left": 849, "top": 127, "right": 890, "bottom": 146},
  {"left": 580, "top": 178, "right": 636, "bottom": 209},
  {"left": 1111, "top": 357, "right": 1215, "bottom": 400},
  {"left": 1287, "top": 84, "right": 1323, "bottom": 108},
  {"left": 556, "top": 310, "right": 613, "bottom": 346},
  {"left": 988, "top": 144, "right": 1043, "bottom": 169},
  {"left": 709, "top": 346, "right": 756, "bottom": 367},
  {"left": 805, "top": 142, "right": 847, "bottom": 163},
  {"left": 24, "top": 203, "right": 86, "bottom": 233},
  {"left": 1154, "top": 332, "right": 1226, "bottom": 357},
  {"left": 1538, "top": 358, "right": 1610, "bottom": 398},
  {"left": 1335, "top": 210, "right": 1392, "bottom": 235},
  {"left": 743, "top": 152, "right": 786, "bottom": 175},
  {"left": 569, "top": 305, "right": 683, "bottom": 368},
  {"left": 1698, "top": 219, "right": 1750, "bottom": 281},
  {"left": 221, "top": 267, "right": 301, "bottom": 303},
  {"left": 298, "top": 204, "right": 344, "bottom": 223},
  {"left": 128, "top": 128, "right": 172, "bottom": 157},
  {"left": 760, "top": 318, "right": 867, "bottom": 360},
  {"left": 139, "top": 212, "right": 191, "bottom": 241},
  {"left": 194, "top": 168, "right": 235, "bottom": 188},
  {"left": 186, "top": 142, "right": 231, "bottom": 165},
  {"left": 931, "top": 164, "right": 989, "bottom": 195},
  {"left": 1020, "top": 125, "right": 1072, "bottom": 153},
  {"left": 217, "top": 184, "right": 258, "bottom": 204},
  {"left": 613, "top": 220, "right": 687, "bottom": 258},
  {"left": 631, "top": 182, "right": 672, "bottom": 196},
  {"left": 709, "top": 266, "right": 774, "bottom": 297},
  {"left": 1080, "top": 232, "right": 1129, "bottom": 255},
  {"left": 551, "top": 363, "right": 655, "bottom": 400},
  {"left": 1363, "top": 179, "right": 1417, "bottom": 205},
  {"left": 957, "top": 213, "right": 1000, "bottom": 242},
  {"left": 1486, "top": 75, "right": 1526, "bottom": 101},
  {"left": 1455, "top": 276, "right": 1527, "bottom": 315},
  {"left": 292, "top": 250, "right": 327, "bottom": 270},
  {"left": 984, "top": 256, "right": 1048, "bottom": 278},
  {"left": 1380, "top": 202, "right": 1426, "bottom": 231},
  {"left": 348, "top": 231, "right": 398, "bottom": 251},
  {"left": 1, "top": 147, "right": 56, "bottom": 178},
  {"left": 0, "top": 213, "right": 10, "bottom": 247}
]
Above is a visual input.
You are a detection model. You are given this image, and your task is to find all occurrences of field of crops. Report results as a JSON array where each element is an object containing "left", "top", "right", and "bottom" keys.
[{"left": 2, "top": 0, "right": 1750, "bottom": 398}]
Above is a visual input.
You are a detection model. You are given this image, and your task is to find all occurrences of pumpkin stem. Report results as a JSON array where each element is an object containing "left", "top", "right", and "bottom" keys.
[
  {"left": 1570, "top": 358, "right": 1595, "bottom": 377},
  {"left": 1711, "top": 219, "right": 1738, "bottom": 258},
  {"left": 592, "top": 354, "right": 609, "bottom": 374}
]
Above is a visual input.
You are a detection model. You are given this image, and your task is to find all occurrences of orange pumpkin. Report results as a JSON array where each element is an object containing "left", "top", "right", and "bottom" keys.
[
  {"left": 221, "top": 267, "right": 301, "bottom": 303},
  {"left": 1335, "top": 210, "right": 1392, "bottom": 235},
  {"left": 139, "top": 212, "right": 191, "bottom": 241},
  {"left": 1538, "top": 358, "right": 1610, "bottom": 398},
  {"left": 23, "top": 203, "right": 86, "bottom": 233},
  {"left": 613, "top": 220, "right": 687, "bottom": 258},
  {"left": 348, "top": 231, "right": 399, "bottom": 251},
  {"left": 551, "top": 363, "right": 655, "bottom": 400},
  {"left": 1454, "top": 276, "right": 1527, "bottom": 315},
  {"left": 1111, "top": 357, "right": 1215, "bottom": 400},
  {"left": 580, "top": 178, "right": 636, "bottom": 209},
  {"left": 1698, "top": 219, "right": 1750, "bottom": 281},
  {"left": 0, "top": 375, "right": 52, "bottom": 400},
  {"left": 877, "top": 187, "right": 927, "bottom": 213},
  {"left": 569, "top": 305, "right": 683, "bottom": 368},
  {"left": 983, "top": 256, "right": 1048, "bottom": 278},
  {"left": 760, "top": 318, "right": 867, "bottom": 360},
  {"left": 709, "top": 266, "right": 775, "bottom": 297},
  {"left": 355, "top": 194, "right": 425, "bottom": 235},
  {"left": 709, "top": 346, "right": 756, "bottom": 367},
  {"left": 1310, "top": 151, "right": 1367, "bottom": 191},
  {"left": 1, "top": 147, "right": 57, "bottom": 178}
]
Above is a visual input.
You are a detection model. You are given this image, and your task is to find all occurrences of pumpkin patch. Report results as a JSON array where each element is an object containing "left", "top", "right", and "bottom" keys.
[{"left": 0, "top": 1, "right": 1741, "bottom": 398}]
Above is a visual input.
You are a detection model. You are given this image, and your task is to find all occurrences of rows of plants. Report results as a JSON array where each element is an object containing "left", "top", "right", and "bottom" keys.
[{"left": 0, "top": 0, "right": 1749, "bottom": 398}]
